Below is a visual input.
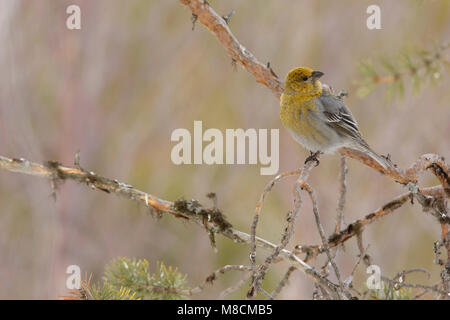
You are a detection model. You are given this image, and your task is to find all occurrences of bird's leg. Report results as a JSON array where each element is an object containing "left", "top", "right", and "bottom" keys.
[{"left": 305, "top": 151, "right": 322, "bottom": 166}]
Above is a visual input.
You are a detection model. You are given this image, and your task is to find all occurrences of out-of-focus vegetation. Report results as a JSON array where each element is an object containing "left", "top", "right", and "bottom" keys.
[{"left": 356, "top": 42, "right": 450, "bottom": 99}]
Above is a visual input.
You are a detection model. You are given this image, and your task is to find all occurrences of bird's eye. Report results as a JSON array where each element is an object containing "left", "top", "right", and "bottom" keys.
[{"left": 302, "top": 76, "right": 309, "bottom": 81}]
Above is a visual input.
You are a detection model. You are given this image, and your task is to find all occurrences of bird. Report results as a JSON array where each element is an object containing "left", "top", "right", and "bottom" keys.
[{"left": 280, "top": 66, "right": 389, "bottom": 169}]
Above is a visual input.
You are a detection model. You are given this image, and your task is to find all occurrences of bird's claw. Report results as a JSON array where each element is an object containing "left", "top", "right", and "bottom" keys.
[{"left": 305, "top": 151, "right": 321, "bottom": 166}]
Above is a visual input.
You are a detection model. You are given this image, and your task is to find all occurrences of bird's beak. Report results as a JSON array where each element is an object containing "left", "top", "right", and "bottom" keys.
[{"left": 311, "top": 71, "right": 324, "bottom": 80}]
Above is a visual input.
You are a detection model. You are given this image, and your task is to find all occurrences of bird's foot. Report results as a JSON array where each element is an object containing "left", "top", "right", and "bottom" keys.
[{"left": 305, "top": 151, "right": 322, "bottom": 167}]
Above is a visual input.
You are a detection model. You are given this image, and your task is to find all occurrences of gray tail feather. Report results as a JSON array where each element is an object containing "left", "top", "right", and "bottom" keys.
[{"left": 363, "top": 147, "right": 390, "bottom": 170}]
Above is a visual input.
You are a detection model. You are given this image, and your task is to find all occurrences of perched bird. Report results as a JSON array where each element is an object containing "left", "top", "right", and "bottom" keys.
[{"left": 280, "top": 67, "right": 389, "bottom": 169}]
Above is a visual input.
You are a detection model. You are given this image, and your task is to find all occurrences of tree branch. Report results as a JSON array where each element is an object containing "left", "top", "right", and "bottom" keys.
[
  {"left": 0, "top": 155, "right": 339, "bottom": 296},
  {"left": 299, "top": 180, "right": 348, "bottom": 298},
  {"left": 180, "top": 0, "right": 283, "bottom": 97},
  {"left": 335, "top": 156, "right": 347, "bottom": 233},
  {"left": 296, "top": 185, "right": 449, "bottom": 261}
]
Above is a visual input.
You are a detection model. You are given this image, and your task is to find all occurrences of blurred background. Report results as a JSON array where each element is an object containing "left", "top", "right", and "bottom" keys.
[{"left": 0, "top": 0, "right": 449, "bottom": 299}]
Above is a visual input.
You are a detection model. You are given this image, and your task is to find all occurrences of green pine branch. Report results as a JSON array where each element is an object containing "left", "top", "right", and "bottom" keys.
[
  {"left": 356, "top": 41, "right": 450, "bottom": 100},
  {"left": 65, "top": 257, "right": 189, "bottom": 300}
]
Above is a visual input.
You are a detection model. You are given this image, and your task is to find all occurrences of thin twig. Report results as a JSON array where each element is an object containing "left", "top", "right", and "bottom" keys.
[
  {"left": 300, "top": 180, "right": 349, "bottom": 299},
  {"left": 335, "top": 156, "right": 348, "bottom": 233},
  {"left": 389, "top": 282, "right": 448, "bottom": 297},
  {"left": 124, "top": 265, "right": 252, "bottom": 298},
  {"left": 258, "top": 287, "right": 274, "bottom": 300},
  {"left": 218, "top": 272, "right": 252, "bottom": 299},
  {"left": 357, "top": 234, "right": 448, "bottom": 298},
  {"left": 184, "top": 264, "right": 251, "bottom": 296},
  {"left": 179, "top": 0, "right": 283, "bottom": 97},
  {"left": 249, "top": 169, "right": 302, "bottom": 293},
  {"left": 295, "top": 186, "right": 448, "bottom": 261},
  {"left": 248, "top": 159, "right": 319, "bottom": 299},
  {"left": 271, "top": 266, "right": 297, "bottom": 299},
  {"left": 339, "top": 150, "right": 449, "bottom": 186}
]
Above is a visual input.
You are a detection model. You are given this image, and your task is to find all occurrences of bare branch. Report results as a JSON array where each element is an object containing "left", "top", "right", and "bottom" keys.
[
  {"left": 249, "top": 168, "right": 302, "bottom": 290},
  {"left": 219, "top": 272, "right": 252, "bottom": 299},
  {"left": 0, "top": 155, "right": 338, "bottom": 296},
  {"left": 295, "top": 185, "right": 449, "bottom": 261},
  {"left": 335, "top": 156, "right": 348, "bottom": 233},
  {"left": 357, "top": 232, "right": 449, "bottom": 298},
  {"left": 184, "top": 264, "right": 251, "bottom": 296},
  {"left": 248, "top": 159, "right": 327, "bottom": 298},
  {"left": 299, "top": 180, "right": 349, "bottom": 298},
  {"left": 271, "top": 266, "right": 297, "bottom": 299},
  {"left": 179, "top": 0, "right": 283, "bottom": 97},
  {"left": 339, "top": 150, "right": 449, "bottom": 187}
]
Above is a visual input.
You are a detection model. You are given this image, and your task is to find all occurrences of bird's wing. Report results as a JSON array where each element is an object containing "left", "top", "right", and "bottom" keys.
[{"left": 314, "top": 93, "right": 369, "bottom": 147}]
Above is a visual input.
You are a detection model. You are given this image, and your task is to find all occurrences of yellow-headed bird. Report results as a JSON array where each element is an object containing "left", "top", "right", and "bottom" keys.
[{"left": 280, "top": 67, "right": 388, "bottom": 168}]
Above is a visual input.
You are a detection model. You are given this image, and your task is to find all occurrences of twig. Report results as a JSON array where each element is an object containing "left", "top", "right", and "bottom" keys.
[
  {"left": 388, "top": 282, "right": 448, "bottom": 298},
  {"left": 335, "top": 156, "right": 348, "bottom": 233},
  {"left": 254, "top": 169, "right": 303, "bottom": 217},
  {"left": 412, "top": 289, "right": 430, "bottom": 300},
  {"left": 295, "top": 186, "right": 448, "bottom": 261},
  {"left": 300, "top": 180, "right": 348, "bottom": 299},
  {"left": 348, "top": 244, "right": 367, "bottom": 286},
  {"left": 357, "top": 234, "right": 448, "bottom": 298},
  {"left": 219, "top": 272, "right": 252, "bottom": 299},
  {"left": 385, "top": 268, "right": 430, "bottom": 297},
  {"left": 103, "top": 264, "right": 252, "bottom": 298},
  {"left": 222, "top": 9, "right": 235, "bottom": 24},
  {"left": 258, "top": 287, "right": 274, "bottom": 300},
  {"left": 184, "top": 264, "right": 251, "bottom": 296},
  {"left": 191, "top": 13, "right": 198, "bottom": 30},
  {"left": 249, "top": 169, "right": 302, "bottom": 291},
  {"left": 248, "top": 210, "right": 296, "bottom": 299},
  {"left": 409, "top": 181, "right": 450, "bottom": 297},
  {"left": 248, "top": 159, "right": 319, "bottom": 299},
  {"left": 440, "top": 225, "right": 450, "bottom": 296},
  {"left": 179, "top": 0, "right": 283, "bottom": 97},
  {"left": 271, "top": 266, "right": 297, "bottom": 299},
  {"left": 338, "top": 150, "right": 448, "bottom": 187}
]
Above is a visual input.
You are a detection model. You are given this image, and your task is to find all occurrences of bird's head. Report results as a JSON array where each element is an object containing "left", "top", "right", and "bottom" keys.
[{"left": 284, "top": 67, "right": 324, "bottom": 98}]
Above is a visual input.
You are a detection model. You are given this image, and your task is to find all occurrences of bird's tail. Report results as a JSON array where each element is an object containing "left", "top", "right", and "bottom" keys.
[{"left": 353, "top": 143, "right": 391, "bottom": 171}]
